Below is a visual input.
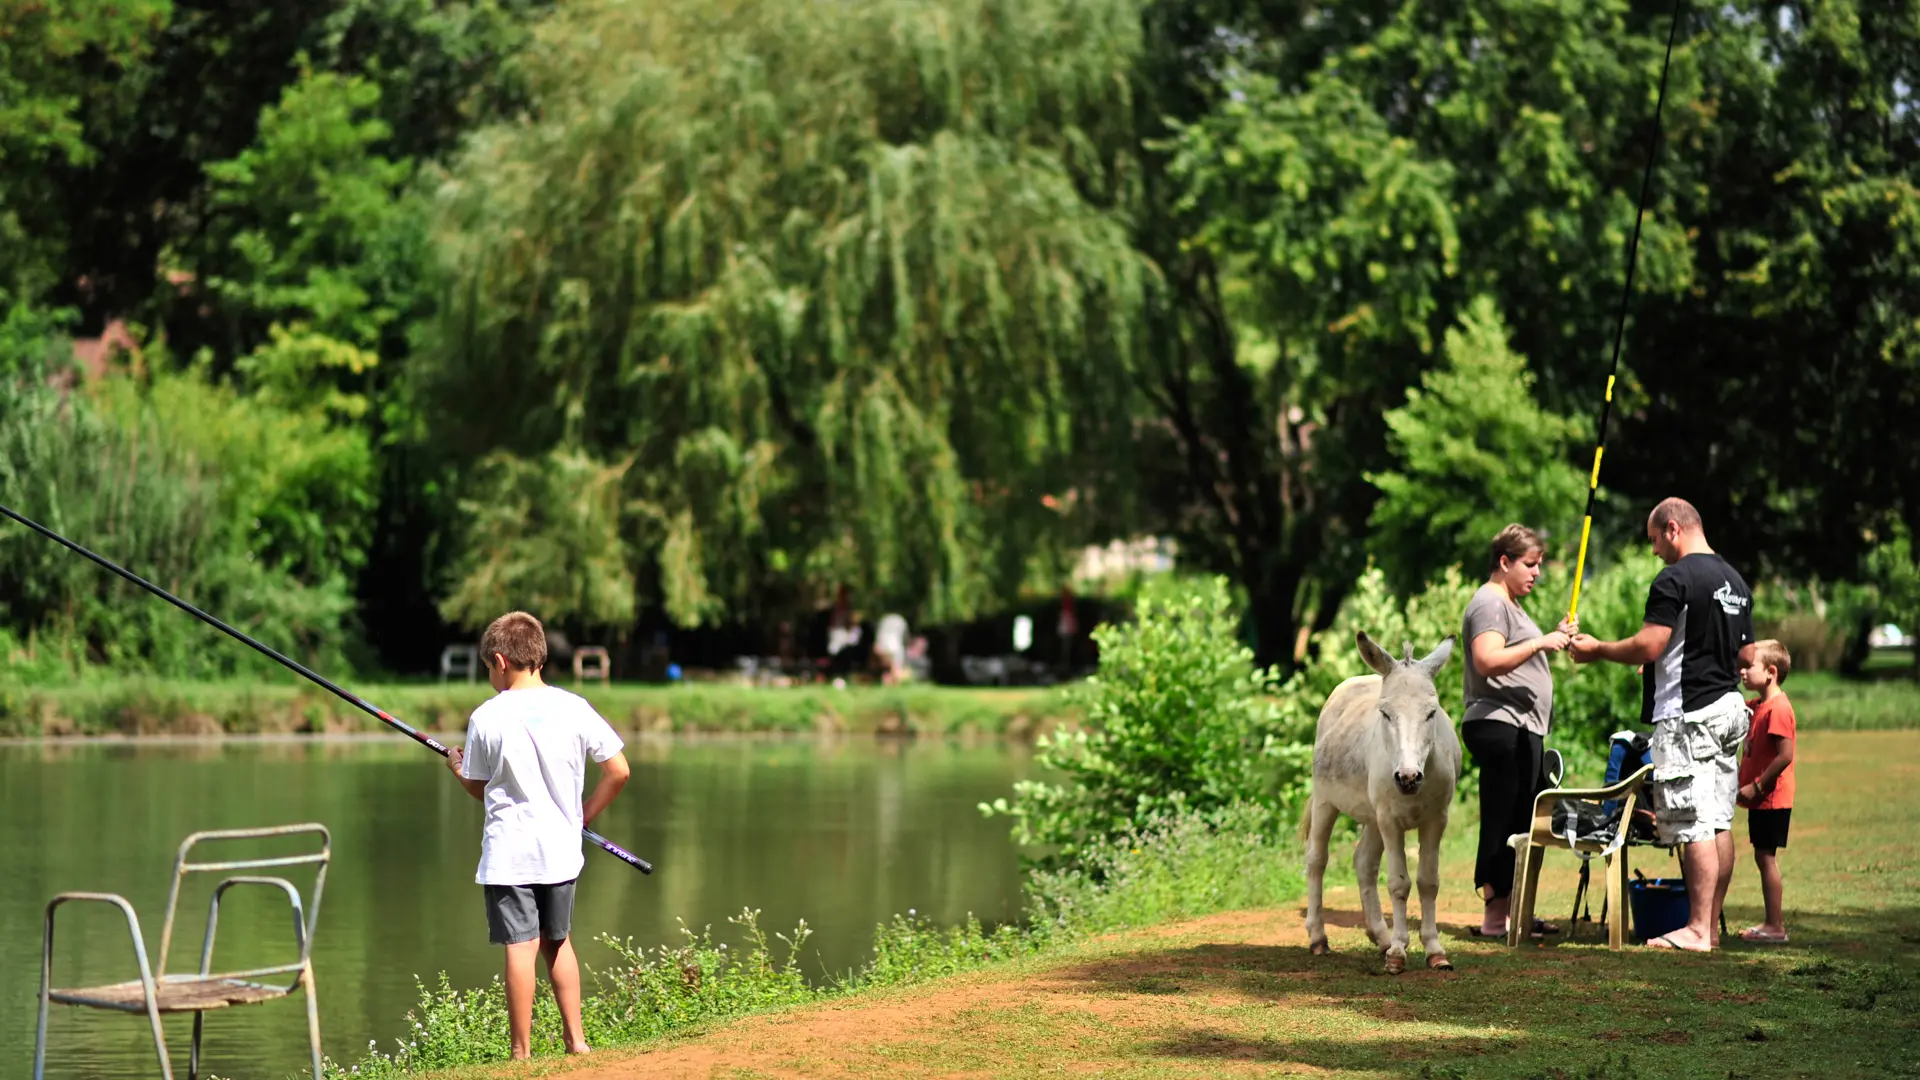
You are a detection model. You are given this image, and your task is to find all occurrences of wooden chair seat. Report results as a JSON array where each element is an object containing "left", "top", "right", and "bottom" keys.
[{"left": 52, "top": 975, "right": 293, "bottom": 1013}]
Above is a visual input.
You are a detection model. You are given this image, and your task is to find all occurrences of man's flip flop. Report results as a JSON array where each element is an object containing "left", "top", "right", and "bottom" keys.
[
  {"left": 1738, "top": 927, "right": 1790, "bottom": 944},
  {"left": 1646, "top": 933, "right": 1710, "bottom": 952}
]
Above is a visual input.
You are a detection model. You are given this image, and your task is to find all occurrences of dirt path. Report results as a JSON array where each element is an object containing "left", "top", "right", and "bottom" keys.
[{"left": 558, "top": 885, "right": 1492, "bottom": 1080}]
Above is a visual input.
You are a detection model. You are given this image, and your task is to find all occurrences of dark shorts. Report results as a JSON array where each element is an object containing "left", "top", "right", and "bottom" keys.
[
  {"left": 1748, "top": 808, "right": 1792, "bottom": 850},
  {"left": 483, "top": 879, "right": 577, "bottom": 945}
]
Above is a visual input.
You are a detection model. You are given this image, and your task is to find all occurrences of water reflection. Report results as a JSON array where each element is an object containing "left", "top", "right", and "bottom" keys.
[{"left": 1, "top": 733, "right": 1033, "bottom": 1078}]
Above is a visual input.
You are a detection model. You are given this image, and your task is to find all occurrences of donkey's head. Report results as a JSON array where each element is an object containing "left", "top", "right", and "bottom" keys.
[{"left": 1356, "top": 631, "right": 1456, "bottom": 795}]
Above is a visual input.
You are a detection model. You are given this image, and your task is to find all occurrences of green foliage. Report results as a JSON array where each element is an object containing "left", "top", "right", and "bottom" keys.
[
  {"left": 330, "top": 909, "right": 817, "bottom": 1075},
  {"left": 1169, "top": 68, "right": 1460, "bottom": 358},
  {"left": 0, "top": 678, "right": 1078, "bottom": 738},
  {"left": 419, "top": 0, "right": 1150, "bottom": 630},
  {"left": 980, "top": 577, "right": 1292, "bottom": 860},
  {"left": 1023, "top": 802, "right": 1304, "bottom": 936},
  {"left": 1865, "top": 525, "right": 1920, "bottom": 654},
  {"left": 1366, "top": 296, "right": 1592, "bottom": 595},
  {"left": 0, "top": 354, "right": 372, "bottom": 677},
  {"left": 0, "top": 0, "right": 169, "bottom": 294},
  {"left": 435, "top": 448, "right": 636, "bottom": 631},
  {"left": 195, "top": 62, "right": 426, "bottom": 357}
]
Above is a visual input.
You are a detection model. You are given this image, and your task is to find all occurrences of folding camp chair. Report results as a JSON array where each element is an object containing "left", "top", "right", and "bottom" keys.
[
  {"left": 35, "top": 824, "right": 330, "bottom": 1080},
  {"left": 1506, "top": 765, "right": 1654, "bottom": 950}
]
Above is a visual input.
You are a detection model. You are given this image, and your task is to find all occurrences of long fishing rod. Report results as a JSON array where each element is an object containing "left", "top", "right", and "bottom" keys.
[
  {"left": 1566, "top": 0, "right": 1688, "bottom": 623},
  {"left": 0, "top": 502, "right": 653, "bottom": 875}
]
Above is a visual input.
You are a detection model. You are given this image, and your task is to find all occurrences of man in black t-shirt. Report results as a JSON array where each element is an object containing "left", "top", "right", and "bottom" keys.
[{"left": 1572, "top": 498, "right": 1756, "bottom": 953}]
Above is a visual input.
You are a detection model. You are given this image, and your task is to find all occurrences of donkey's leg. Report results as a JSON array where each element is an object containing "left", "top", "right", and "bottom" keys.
[
  {"left": 1304, "top": 797, "right": 1339, "bottom": 955},
  {"left": 1353, "top": 823, "right": 1388, "bottom": 951},
  {"left": 1379, "top": 821, "right": 1413, "bottom": 974},
  {"left": 1418, "top": 816, "right": 1451, "bottom": 970}
]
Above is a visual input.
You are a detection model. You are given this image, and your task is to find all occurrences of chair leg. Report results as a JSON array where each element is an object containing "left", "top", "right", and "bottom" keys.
[
  {"left": 1608, "top": 846, "right": 1630, "bottom": 950},
  {"left": 190, "top": 1012, "right": 205, "bottom": 1080},
  {"left": 1511, "top": 844, "right": 1544, "bottom": 948},
  {"left": 304, "top": 964, "right": 325, "bottom": 1080},
  {"left": 1505, "top": 840, "right": 1527, "bottom": 948},
  {"left": 146, "top": 988, "right": 176, "bottom": 1080}
]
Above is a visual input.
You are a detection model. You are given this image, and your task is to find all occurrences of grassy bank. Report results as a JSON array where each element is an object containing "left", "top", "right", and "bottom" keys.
[
  {"left": 0, "top": 679, "right": 1077, "bottom": 739},
  {"left": 6, "top": 670, "right": 1913, "bottom": 741},
  {"left": 327, "top": 805, "right": 1307, "bottom": 1076},
  {"left": 350, "top": 729, "right": 1919, "bottom": 1080}
]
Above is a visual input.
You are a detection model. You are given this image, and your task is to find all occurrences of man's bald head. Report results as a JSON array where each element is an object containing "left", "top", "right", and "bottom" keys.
[
  {"left": 1646, "top": 497, "right": 1707, "bottom": 564},
  {"left": 1649, "top": 497, "right": 1703, "bottom": 535}
]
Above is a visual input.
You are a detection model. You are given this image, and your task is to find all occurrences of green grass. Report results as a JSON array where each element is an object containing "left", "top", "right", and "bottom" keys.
[
  {"left": 12, "top": 669, "right": 1914, "bottom": 741},
  {"left": 363, "top": 730, "right": 1920, "bottom": 1080},
  {"left": 1780, "top": 670, "right": 1920, "bottom": 730},
  {"left": 0, "top": 678, "right": 1076, "bottom": 739}
]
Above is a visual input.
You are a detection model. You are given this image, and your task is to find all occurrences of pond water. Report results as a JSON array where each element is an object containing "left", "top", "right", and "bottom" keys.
[{"left": 1, "top": 734, "right": 1034, "bottom": 1079}]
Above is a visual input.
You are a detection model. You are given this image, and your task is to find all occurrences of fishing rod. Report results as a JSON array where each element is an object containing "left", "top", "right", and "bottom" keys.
[
  {"left": 0, "top": 502, "right": 653, "bottom": 875},
  {"left": 1566, "top": 0, "right": 1688, "bottom": 623}
]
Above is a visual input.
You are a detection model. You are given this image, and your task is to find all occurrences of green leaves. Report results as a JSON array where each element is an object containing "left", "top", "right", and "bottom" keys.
[
  {"left": 422, "top": 0, "right": 1152, "bottom": 628},
  {"left": 983, "top": 576, "right": 1292, "bottom": 860},
  {"left": 1169, "top": 70, "right": 1459, "bottom": 357},
  {"left": 1365, "top": 296, "right": 1592, "bottom": 595}
]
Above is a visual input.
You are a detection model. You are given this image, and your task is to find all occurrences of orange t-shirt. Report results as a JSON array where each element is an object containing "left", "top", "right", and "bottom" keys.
[{"left": 1739, "top": 693, "right": 1796, "bottom": 810}]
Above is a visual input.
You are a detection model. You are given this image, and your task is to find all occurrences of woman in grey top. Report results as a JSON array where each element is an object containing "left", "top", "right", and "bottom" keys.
[{"left": 1461, "top": 524, "right": 1577, "bottom": 938}]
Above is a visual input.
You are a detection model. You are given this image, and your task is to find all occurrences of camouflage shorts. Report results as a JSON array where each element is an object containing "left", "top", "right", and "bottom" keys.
[{"left": 1647, "top": 692, "right": 1747, "bottom": 846}]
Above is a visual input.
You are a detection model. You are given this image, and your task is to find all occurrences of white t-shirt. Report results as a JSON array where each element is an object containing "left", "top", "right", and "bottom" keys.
[{"left": 460, "top": 686, "right": 625, "bottom": 885}]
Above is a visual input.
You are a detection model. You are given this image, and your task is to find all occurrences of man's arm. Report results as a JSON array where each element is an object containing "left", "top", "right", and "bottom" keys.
[
  {"left": 583, "top": 751, "right": 631, "bottom": 827},
  {"left": 445, "top": 747, "right": 487, "bottom": 801},
  {"left": 1570, "top": 622, "right": 1672, "bottom": 666}
]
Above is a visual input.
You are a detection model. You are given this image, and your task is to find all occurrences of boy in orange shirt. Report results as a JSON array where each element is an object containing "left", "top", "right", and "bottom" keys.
[{"left": 1735, "top": 638, "right": 1796, "bottom": 944}]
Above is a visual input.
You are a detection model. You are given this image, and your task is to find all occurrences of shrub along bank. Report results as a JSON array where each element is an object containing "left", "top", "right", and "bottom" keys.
[{"left": 0, "top": 680, "right": 1076, "bottom": 739}]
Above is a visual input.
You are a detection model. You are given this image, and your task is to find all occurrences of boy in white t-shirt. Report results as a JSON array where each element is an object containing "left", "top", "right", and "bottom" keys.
[{"left": 444, "top": 611, "right": 630, "bottom": 1060}]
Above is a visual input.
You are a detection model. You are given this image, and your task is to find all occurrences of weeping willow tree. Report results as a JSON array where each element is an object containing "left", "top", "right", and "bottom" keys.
[{"left": 423, "top": 0, "right": 1153, "bottom": 631}]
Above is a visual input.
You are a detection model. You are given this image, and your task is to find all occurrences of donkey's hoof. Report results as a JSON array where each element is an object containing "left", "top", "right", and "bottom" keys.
[
  {"left": 1384, "top": 952, "right": 1407, "bottom": 975},
  {"left": 1309, "top": 940, "right": 1331, "bottom": 956},
  {"left": 1428, "top": 953, "right": 1454, "bottom": 971}
]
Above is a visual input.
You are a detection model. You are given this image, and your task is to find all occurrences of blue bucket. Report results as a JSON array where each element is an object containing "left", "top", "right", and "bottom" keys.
[{"left": 1628, "top": 877, "right": 1690, "bottom": 942}]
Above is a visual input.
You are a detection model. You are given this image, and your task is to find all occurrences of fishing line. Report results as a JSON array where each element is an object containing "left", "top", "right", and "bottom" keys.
[
  {"left": 1566, "top": 0, "right": 1688, "bottom": 622},
  {"left": 0, "top": 502, "right": 653, "bottom": 875}
]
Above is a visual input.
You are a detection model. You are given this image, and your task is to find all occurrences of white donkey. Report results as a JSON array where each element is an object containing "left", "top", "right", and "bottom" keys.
[{"left": 1303, "top": 631, "right": 1460, "bottom": 973}]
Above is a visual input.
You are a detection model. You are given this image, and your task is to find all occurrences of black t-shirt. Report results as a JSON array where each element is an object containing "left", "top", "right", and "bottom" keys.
[{"left": 1640, "top": 553, "right": 1755, "bottom": 723}]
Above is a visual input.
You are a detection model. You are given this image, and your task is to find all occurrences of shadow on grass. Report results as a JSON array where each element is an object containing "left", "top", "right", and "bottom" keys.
[{"left": 1043, "top": 904, "right": 1920, "bottom": 1080}]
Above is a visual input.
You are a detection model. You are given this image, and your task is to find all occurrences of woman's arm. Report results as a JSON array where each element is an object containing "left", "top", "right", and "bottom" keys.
[{"left": 1470, "top": 623, "right": 1574, "bottom": 680}]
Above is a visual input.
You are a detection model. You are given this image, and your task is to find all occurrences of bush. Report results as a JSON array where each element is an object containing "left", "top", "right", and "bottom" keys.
[{"left": 979, "top": 575, "right": 1295, "bottom": 863}]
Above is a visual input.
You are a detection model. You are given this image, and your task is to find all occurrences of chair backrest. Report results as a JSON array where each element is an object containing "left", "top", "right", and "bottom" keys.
[
  {"left": 1528, "top": 764, "right": 1656, "bottom": 854},
  {"left": 156, "top": 824, "right": 331, "bottom": 977}
]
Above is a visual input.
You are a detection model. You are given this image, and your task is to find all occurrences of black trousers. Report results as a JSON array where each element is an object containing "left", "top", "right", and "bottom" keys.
[{"left": 1462, "top": 719, "right": 1545, "bottom": 901}]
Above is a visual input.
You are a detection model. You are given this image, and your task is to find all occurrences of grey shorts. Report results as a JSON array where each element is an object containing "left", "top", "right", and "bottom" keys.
[
  {"left": 1647, "top": 693, "right": 1747, "bottom": 846},
  {"left": 482, "top": 879, "right": 577, "bottom": 945}
]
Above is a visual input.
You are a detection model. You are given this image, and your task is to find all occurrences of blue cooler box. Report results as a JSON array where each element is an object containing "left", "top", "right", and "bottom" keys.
[{"left": 1628, "top": 877, "right": 1690, "bottom": 942}]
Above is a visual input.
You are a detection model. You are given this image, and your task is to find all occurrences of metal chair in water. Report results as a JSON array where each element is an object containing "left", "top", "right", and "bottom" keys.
[
  {"left": 35, "top": 823, "right": 331, "bottom": 1080},
  {"left": 1505, "top": 765, "right": 1654, "bottom": 950}
]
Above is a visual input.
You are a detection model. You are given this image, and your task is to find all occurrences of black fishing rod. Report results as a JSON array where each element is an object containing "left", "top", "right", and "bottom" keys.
[
  {"left": 0, "top": 502, "right": 653, "bottom": 875},
  {"left": 1565, "top": 0, "right": 1688, "bottom": 623}
]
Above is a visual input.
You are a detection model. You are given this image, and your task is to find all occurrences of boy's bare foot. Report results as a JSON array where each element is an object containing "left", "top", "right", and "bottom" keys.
[
  {"left": 566, "top": 1042, "right": 592, "bottom": 1055},
  {"left": 1738, "top": 925, "right": 1789, "bottom": 944},
  {"left": 1646, "top": 929, "right": 1712, "bottom": 952}
]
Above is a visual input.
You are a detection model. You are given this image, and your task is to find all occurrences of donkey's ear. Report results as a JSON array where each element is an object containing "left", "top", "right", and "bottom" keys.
[
  {"left": 1415, "top": 636, "right": 1456, "bottom": 676},
  {"left": 1356, "top": 631, "right": 1397, "bottom": 677}
]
